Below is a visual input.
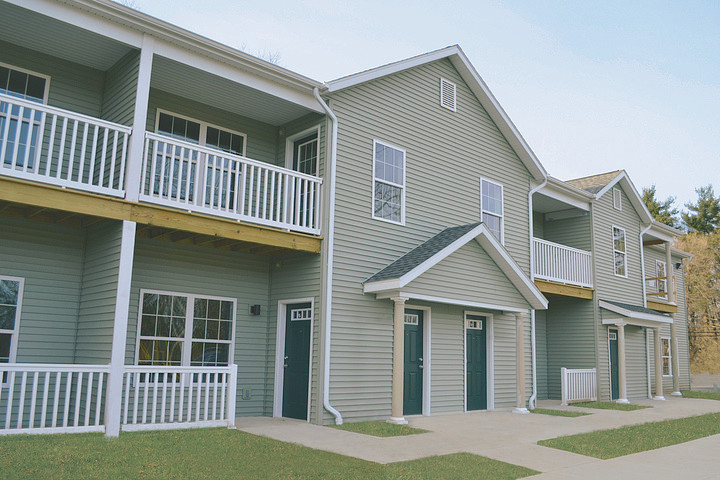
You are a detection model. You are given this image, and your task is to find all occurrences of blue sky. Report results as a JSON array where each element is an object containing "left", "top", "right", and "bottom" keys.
[{"left": 128, "top": 0, "right": 719, "bottom": 211}]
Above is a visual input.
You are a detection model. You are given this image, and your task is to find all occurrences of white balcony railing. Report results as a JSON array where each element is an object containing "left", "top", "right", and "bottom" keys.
[
  {"left": 140, "top": 133, "right": 322, "bottom": 234},
  {"left": 533, "top": 237, "right": 593, "bottom": 288},
  {"left": 0, "top": 93, "right": 130, "bottom": 197}
]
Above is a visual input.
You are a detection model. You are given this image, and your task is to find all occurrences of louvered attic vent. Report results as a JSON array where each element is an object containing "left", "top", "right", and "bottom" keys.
[
  {"left": 613, "top": 187, "right": 622, "bottom": 210},
  {"left": 440, "top": 78, "right": 456, "bottom": 111}
]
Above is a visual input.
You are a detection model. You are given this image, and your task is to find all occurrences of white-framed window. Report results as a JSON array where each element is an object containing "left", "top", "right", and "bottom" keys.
[
  {"left": 136, "top": 290, "right": 236, "bottom": 368},
  {"left": 0, "top": 63, "right": 50, "bottom": 169},
  {"left": 661, "top": 337, "right": 672, "bottom": 376},
  {"left": 155, "top": 110, "right": 246, "bottom": 156},
  {"left": 372, "top": 140, "right": 405, "bottom": 224},
  {"left": 612, "top": 226, "right": 627, "bottom": 277},
  {"left": 656, "top": 260, "right": 668, "bottom": 299},
  {"left": 440, "top": 78, "right": 457, "bottom": 112},
  {"left": 404, "top": 313, "right": 419, "bottom": 325},
  {"left": 285, "top": 126, "right": 320, "bottom": 176},
  {"left": 613, "top": 188, "right": 622, "bottom": 210},
  {"left": 0, "top": 276, "right": 24, "bottom": 383},
  {"left": 481, "top": 178, "right": 503, "bottom": 242}
]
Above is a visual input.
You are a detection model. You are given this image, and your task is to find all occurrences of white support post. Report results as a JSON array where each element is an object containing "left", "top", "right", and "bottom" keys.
[
  {"left": 513, "top": 312, "right": 529, "bottom": 414},
  {"left": 616, "top": 324, "right": 630, "bottom": 403},
  {"left": 124, "top": 35, "right": 154, "bottom": 202},
  {"left": 653, "top": 328, "right": 666, "bottom": 400},
  {"left": 227, "top": 364, "right": 238, "bottom": 428},
  {"left": 105, "top": 221, "right": 137, "bottom": 437},
  {"left": 665, "top": 243, "right": 675, "bottom": 305},
  {"left": 670, "top": 321, "right": 682, "bottom": 396},
  {"left": 388, "top": 296, "right": 408, "bottom": 425}
]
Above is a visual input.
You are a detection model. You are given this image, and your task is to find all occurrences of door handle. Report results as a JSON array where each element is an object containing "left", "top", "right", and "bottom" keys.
[
  {"left": 418, "top": 357, "right": 423, "bottom": 362},
  {"left": 284, "top": 356, "right": 289, "bottom": 360},
  {"left": 419, "top": 365, "right": 424, "bottom": 369},
  {"left": 284, "top": 364, "right": 288, "bottom": 368}
]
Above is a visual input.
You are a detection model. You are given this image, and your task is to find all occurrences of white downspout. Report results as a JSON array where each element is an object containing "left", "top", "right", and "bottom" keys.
[
  {"left": 639, "top": 225, "right": 652, "bottom": 308},
  {"left": 527, "top": 178, "right": 547, "bottom": 410},
  {"left": 313, "top": 87, "right": 343, "bottom": 425}
]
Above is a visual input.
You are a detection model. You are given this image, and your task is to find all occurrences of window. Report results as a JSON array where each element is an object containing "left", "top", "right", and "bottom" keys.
[
  {"left": 440, "top": 78, "right": 457, "bottom": 111},
  {"left": 373, "top": 140, "right": 405, "bottom": 224},
  {"left": 0, "top": 276, "right": 23, "bottom": 383},
  {"left": 656, "top": 260, "right": 668, "bottom": 299},
  {"left": 137, "top": 290, "right": 235, "bottom": 368},
  {"left": 0, "top": 64, "right": 49, "bottom": 169},
  {"left": 613, "top": 188, "right": 622, "bottom": 210},
  {"left": 612, "top": 226, "right": 627, "bottom": 277},
  {"left": 661, "top": 337, "right": 671, "bottom": 376},
  {"left": 481, "top": 178, "right": 503, "bottom": 241},
  {"left": 287, "top": 129, "right": 319, "bottom": 176}
]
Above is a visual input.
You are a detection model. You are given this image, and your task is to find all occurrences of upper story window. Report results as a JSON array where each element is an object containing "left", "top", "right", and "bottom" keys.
[
  {"left": 613, "top": 188, "right": 622, "bottom": 210},
  {"left": 661, "top": 337, "right": 671, "bottom": 376},
  {"left": 136, "top": 290, "right": 235, "bottom": 368},
  {"left": 286, "top": 127, "right": 319, "bottom": 176},
  {"left": 156, "top": 111, "right": 246, "bottom": 156},
  {"left": 0, "top": 64, "right": 48, "bottom": 103},
  {"left": 612, "top": 226, "right": 627, "bottom": 277},
  {"left": 372, "top": 140, "right": 405, "bottom": 225},
  {"left": 0, "top": 276, "right": 24, "bottom": 382},
  {"left": 481, "top": 178, "right": 503, "bottom": 242}
]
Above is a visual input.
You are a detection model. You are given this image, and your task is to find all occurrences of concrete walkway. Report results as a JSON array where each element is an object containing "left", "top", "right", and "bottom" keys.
[{"left": 236, "top": 396, "right": 720, "bottom": 479}]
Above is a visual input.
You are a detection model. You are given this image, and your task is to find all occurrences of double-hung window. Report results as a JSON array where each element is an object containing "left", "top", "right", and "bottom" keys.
[
  {"left": 137, "top": 290, "right": 235, "bottom": 368},
  {"left": 0, "top": 64, "right": 49, "bottom": 169},
  {"left": 481, "top": 178, "right": 503, "bottom": 241},
  {"left": 612, "top": 226, "right": 627, "bottom": 277},
  {"left": 372, "top": 140, "right": 405, "bottom": 224},
  {"left": 0, "top": 276, "right": 24, "bottom": 383},
  {"left": 661, "top": 337, "right": 671, "bottom": 376}
]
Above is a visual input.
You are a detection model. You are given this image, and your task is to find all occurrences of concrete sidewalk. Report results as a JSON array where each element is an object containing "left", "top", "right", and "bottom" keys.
[{"left": 236, "top": 396, "right": 720, "bottom": 479}]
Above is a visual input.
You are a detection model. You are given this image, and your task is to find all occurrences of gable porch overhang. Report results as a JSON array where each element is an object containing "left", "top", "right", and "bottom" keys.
[{"left": 599, "top": 299, "right": 673, "bottom": 328}]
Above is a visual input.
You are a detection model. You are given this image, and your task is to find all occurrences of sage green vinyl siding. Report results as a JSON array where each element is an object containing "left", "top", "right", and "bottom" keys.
[
  {"left": 533, "top": 212, "right": 544, "bottom": 239},
  {"left": 535, "top": 309, "right": 548, "bottom": 400},
  {"left": 592, "top": 186, "right": 644, "bottom": 305},
  {"left": 428, "top": 303, "right": 463, "bottom": 413},
  {"left": 624, "top": 325, "right": 648, "bottom": 399},
  {"left": 101, "top": 50, "right": 139, "bottom": 126},
  {"left": 0, "top": 40, "right": 104, "bottom": 117},
  {"left": 0, "top": 217, "right": 83, "bottom": 363},
  {"left": 146, "top": 88, "right": 278, "bottom": 165},
  {"left": 267, "top": 253, "right": 322, "bottom": 422},
  {"left": 545, "top": 296, "right": 595, "bottom": 400},
  {"left": 74, "top": 221, "right": 123, "bottom": 364},
  {"left": 404, "top": 243, "right": 529, "bottom": 309},
  {"left": 543, "top": 214, "right": 592, "bottom": 251},
  {"left": 325, "top": 58, "right": 535, "bottom": 422},
  {"left": 128, "top": 238, "right": 272, "bottom": 417}
]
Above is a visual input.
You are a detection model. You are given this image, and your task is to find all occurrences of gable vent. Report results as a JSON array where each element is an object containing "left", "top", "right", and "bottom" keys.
[
  {"left": 440, "top": 78, "right": 456, "bottom": 111},
  {"left": 613, "top": 188, "right": 622, "bottom": 210}
]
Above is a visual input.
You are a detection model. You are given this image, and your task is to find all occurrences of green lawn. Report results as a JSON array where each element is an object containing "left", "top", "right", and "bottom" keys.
[
  {"left": 0, "top": 428, "right": 538, "bottom": 480},
  {"left": 681, "top": 390, "right": 720, "bottom": 401},
  {"left": 570, "top": 401, "right": 651, "bottom": 411},
  {"left": 332, "top": 421, "right": 428, "bottom": 437},
  {"left": 538, "top": 412, "right": 720, "bottom": 459},
  {"left": 531, "top": 408, "right": 589, "bottom": 418}
]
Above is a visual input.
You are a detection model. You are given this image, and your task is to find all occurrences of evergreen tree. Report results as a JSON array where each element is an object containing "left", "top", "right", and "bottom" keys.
[
  {"left": 642, "top": 185, "right": 680, "bottom": 228},
  {"left": 683, "top": 185, "right": 720, "bottom": 234}
]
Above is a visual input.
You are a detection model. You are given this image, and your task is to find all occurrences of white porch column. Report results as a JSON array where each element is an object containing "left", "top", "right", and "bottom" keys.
[
  {"left": 104, "top": 221, "right": 137, "bottom": 437},
  {"left": 389, "top": 296, "right": 408, "bottom": 424},
  {"left": 616, "top": 324, "right": 630, "bottom": 403},
  {"left": 653, "top": 328, "right": 666, "bottom": 400},
  {"left": 124, "top": 34, "right": 155, "bottom": 202},
  {"left": 665, "top": 243, "right": 675, "bottom": 305},
  {"left": 670, "top": 321, "right": 682, "bottom": 395},
  {"left": 513, "top": 312, "right": 529, "bottom": 414}
]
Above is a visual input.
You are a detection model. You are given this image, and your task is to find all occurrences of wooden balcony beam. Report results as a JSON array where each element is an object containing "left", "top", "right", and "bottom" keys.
[{"left": 534, "top": 279, "right": 594, "bottom": 300}]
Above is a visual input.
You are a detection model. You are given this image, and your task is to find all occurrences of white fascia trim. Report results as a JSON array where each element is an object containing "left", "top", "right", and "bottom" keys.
[
  {"left": 538, "top": 179, "right": 592, "bottom": 211},
  {"left": 375, "top": 291, "right": 530, "bottom": 314},
  {"left": 595, "top": 172, "right": 653, "bottom": 224},
  {"left": 599, "top": 301, "right": 673, "bottom": 325}
]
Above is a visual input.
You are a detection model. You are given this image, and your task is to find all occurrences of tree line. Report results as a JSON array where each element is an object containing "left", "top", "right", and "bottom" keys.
[{"left": 643, "top": 185, "right": 720, "bottom": 373}]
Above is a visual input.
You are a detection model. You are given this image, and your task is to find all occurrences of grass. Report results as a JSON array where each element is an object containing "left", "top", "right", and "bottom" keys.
[
  {"left": 331, "top": 421, "right": 428, "bottom": 437},
  {"left": 531, "top": 408, "right": 589, "bottom": 417},
  {"left": 570, "top": 401, "right": 651, "bottom": 411},
  {"left": 0, "top": 428, "right": 538, "bottom": 480},
  {"left": 538, "top": 412, "right": 720, "bottom": 459},
  {"left": 681, "top": 390, "right": 720, "bottom": 400}
]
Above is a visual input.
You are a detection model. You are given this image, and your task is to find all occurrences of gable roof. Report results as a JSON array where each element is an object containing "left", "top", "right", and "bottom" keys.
[
  {"left": 323, "top": 45, "right": 547, "bottom": 183},
  {"left": 600, "top": 299, "right": 672, "bottom": 324},
  {"left": 566, "top": 170, "right": 653, "bottom": 224},
  {"left": 363, "top": 223, "right": 547, "bottom": 310},
  {"left": 566, "top": 170, "right": 623, "bottom": 195}
]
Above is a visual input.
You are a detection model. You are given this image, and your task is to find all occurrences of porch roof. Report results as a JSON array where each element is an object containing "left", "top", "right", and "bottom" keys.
[{"left": 600, "top": 299, "right": 672, "bottom": 327}]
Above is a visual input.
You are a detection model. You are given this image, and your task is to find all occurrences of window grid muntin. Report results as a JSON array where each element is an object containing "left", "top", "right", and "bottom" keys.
[
  {"left": 0, "top": 63, "right": 49, "bottom": 103},
  {"left": 372, "top": 140, "right": 406, "bottom": 224},
  {"left": 661, "top": 337, "right": 672, "bottom": 376},
  {"left": 612, "top": 226, "right": 627, "bottom": 277},
  {"left": 294, "top": 135, "right": 318, "bottom": 176},
  {"left": 481, "top": 178, "right": 504, "bottom": 242}
]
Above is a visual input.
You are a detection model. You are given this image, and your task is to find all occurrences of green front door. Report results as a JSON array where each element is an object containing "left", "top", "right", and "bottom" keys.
[
  {"left": 609, "top": 329, "right": 619, "bottom": 400},
  {"left": 466, "top": 315, "right": 487, "bottom": 410},
  {"left": 282, "top": 303, "right": 312, "bottom": 420},
  {"left": 403, "top": 309, "right": 424, "bottom": 416}
]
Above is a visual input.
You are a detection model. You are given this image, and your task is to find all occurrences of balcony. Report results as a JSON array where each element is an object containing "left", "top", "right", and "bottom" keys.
[
  {"left": 646, "top": 275, "right": 678, "bottom": 313},
  {"left": 533, "top": 238, "right": 593, "bottom": 297}
]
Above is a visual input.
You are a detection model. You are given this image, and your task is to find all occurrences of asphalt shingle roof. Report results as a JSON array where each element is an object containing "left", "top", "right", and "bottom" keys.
[
  {"left": 566, "top": 170, "right": 622, "bottom": 195},
  {"left": 364, "top": 223, "right": 483, "bottom": 284},
  {"left": 601, "top": 299, "right": 671, "bottom": 318}
]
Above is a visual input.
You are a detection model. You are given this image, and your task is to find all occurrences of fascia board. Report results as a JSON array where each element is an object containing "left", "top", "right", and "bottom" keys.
[
  {"left": 538, "top": 181, "right": 591, "bottom": 211},
  {"left": 374, "top": 291, "right": 529, "bottom": 313},
  {"left": 599, "top": 300, "right": 672, "bottom": 324}
]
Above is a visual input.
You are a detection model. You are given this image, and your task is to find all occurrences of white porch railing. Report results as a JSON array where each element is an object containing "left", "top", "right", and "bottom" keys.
[
  {"left": 561, "top": 367, "right": 597, "bottom": 405},
  {"left": 0, "top": 93, "right": 130, "bottom": 197},
  {"left": 121, "top": 365, "right": 237, "bottom": 432},
  {"left": 140, "top": 133, "right": 322, "bottom": 234},
  {"left": 533, "top": 238, "right": 593, "bottom": 288},
  {"left": 0, "top": 364, "right": 109, "bottom": 434}
]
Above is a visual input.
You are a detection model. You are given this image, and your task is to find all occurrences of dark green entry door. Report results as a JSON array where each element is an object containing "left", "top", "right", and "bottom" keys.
[
  {"left": 404, "top": 309, "right": 424, "bottom": 416},
  {"left": 466, "top": 315, "right": 487, "bottom": 410},
  {"left": 282, "top": 303, "right": 312, "bottom": 420},
  {"left": 609, "top": 329, "right": 619, "bottom": 400}
]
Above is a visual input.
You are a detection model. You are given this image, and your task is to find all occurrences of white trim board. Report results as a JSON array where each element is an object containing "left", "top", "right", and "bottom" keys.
[{"left": 599, "top": 300, "right": 673, "bottom": 325}]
